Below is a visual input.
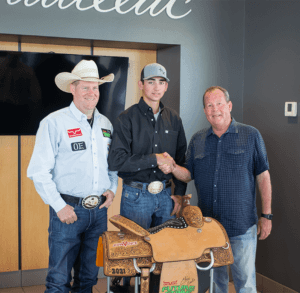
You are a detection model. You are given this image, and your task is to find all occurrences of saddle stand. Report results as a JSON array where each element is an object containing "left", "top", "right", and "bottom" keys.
[{"left": 96, "top": 195, "right": 234, "bottom": 293}]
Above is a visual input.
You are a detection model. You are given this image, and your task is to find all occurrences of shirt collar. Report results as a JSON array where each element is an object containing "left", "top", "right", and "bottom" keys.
[
  {"left": 227, "top": 118, "right": 238, "bottom": 134},
  {"left": 138, "top": 97, "right": 165, "bottom": 114},
  {"left": 70, "top": 101, "right": 100, "bottom": 121},
  {"left": 207, "top": 118, "right": 238, "bottom": 137}
]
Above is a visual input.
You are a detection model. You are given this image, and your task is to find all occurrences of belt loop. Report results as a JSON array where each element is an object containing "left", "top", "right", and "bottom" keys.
[
  {"left": 162, "top": 180, "right": 168, "bottom": 189},
  {"left": 101, "top": 195, "right": 105, "bottom": 205},
  {"left": 142, "top": 183, "right": 147, "bottom": 193}
]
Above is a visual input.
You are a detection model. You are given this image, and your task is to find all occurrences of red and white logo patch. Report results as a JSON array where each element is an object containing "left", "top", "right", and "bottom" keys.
[
  {"left": 163, "top": 281, "right": 177, "bottom": 286},
  {"left": 113, "top": 241, "right": 138, "bottom": 248},
  {"left": 67, "top": 128, "right": 83, "bottom": 138}
]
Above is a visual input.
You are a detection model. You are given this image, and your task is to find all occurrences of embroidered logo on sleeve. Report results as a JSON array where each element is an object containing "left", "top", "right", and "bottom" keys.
[
  {"left": 67, "top": 128, "right": 83, "bottom": 138},
  {"left": 102, "top": 129, "right": 112, "bottom": 138},
  {"left": 71, "top": 141, "right": 86, "bottom": 151}
]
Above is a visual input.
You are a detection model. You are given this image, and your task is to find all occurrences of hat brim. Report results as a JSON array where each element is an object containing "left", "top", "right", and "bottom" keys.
[{"left": 55, "top": 72, "right": 114, "bottom": 93}]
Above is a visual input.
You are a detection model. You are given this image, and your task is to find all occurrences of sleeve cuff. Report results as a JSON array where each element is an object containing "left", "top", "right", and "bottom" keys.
[
  {"left": 174, "top": 187, "right": 186, "bottom": 196},
  {"left": 255, "top": 166, "right": 269, "bottom": 177},
  {"left": 174, "top": 180, "right": 187, "bottom": 196},
  {"left": 108, "top": 184, "right": 118, "bottom": 195},
  {"left": 51, "top": 197, "right": 67, "bottom": 213},
  {"left": 148, "top": 154, "right": 157, "bottom": 168}
]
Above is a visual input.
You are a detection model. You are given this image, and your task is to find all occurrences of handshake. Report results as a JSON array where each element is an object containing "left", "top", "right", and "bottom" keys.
[{"left": 156, "top": 152, "right": 176, "bottom": 174}]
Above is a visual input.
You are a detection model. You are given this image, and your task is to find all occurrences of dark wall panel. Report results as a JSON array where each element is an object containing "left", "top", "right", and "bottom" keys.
[
  {"left": 157, "top": 45, "right": 180, "bottom": 114},
  {"left": 244, "top": 2, "right": 300, "bottom": 291},
  {"left": 0, "top": 52, "right": 129, "bottom": 134}
]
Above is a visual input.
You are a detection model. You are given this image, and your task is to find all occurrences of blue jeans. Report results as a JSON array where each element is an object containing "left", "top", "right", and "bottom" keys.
[
  {"left": 121, "top": 181, "right": 174, "bottom": 287},
  {"left": 46, "top": 197, "right": 107, "bottom": 293},
  {"left": 120, "top": 181, "right": 174, "bottom": 229},
  {"left": 208, "top": 224, "right": 257, "bottom": 293}
]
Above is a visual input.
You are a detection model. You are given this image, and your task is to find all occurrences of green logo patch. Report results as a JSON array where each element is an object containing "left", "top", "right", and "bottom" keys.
[
  {"left": 101, "top": 128, "right": 112, "bottom": 138},
  {"left": 162, "top": 285, "right": 195, "bottom": 293}
]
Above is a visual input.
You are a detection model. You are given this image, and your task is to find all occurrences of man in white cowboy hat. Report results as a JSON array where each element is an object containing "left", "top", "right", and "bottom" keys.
[
  {"left": 108, "top": 63, "right": 187, "bottom": 289},
  {"left": 27, "top": 60, "right": 118, "bottom": 292}
]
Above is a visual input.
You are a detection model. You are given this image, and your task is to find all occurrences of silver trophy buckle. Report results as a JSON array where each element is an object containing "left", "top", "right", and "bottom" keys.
[
  {"left": 147, "top": 181, "right": 164, "bottom": 194},
  {"left": 82, "top": 195, "right": 101, "bottom": 210}
]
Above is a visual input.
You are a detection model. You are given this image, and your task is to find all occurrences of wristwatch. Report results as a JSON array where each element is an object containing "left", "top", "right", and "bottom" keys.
[{"left": 261, "top": 213, "right": 273, "bottom": 220}]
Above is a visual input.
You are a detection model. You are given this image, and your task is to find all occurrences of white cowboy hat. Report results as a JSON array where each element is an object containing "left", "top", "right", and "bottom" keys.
[{"left": 55, "top": 60, "right": 114, "bottom": 93}]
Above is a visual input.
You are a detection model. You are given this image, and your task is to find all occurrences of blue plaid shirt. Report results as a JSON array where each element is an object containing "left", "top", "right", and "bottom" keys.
[{"left": 185, "top": 118, "right": 269, "bottom": 237}]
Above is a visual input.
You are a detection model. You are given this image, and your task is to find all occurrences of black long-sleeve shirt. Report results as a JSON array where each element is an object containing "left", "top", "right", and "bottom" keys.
[{"left": 108, "top": 97, "right": 187, "bottom": 195}]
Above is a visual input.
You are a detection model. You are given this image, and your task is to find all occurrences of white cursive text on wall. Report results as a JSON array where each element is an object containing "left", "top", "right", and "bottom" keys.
[{"left": 7, "top": 0, "right": 192, "bottom": 19}]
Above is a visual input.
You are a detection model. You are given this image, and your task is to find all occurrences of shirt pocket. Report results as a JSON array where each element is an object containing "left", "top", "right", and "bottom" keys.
[
  {"left": 194, "top": 152, "right": 211, "bottom": 170},
  {"left": 163, "top": 130, "right": 178, "bottom": 157},
  {"left": 224, "top": 148, "right": 246, "bottom": 170}
]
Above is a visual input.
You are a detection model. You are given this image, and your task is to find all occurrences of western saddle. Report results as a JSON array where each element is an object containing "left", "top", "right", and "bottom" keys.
[{"left": 96, "top": 194, "right": 234, "bottom": 293}]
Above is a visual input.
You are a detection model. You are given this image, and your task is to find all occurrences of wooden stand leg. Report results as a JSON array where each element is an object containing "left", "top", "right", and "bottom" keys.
[{"left": 140, "top": 268, "right": 150, "bottom": 293}]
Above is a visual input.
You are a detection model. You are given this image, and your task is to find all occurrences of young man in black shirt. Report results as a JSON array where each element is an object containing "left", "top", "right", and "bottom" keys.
[
  {"left": 108, "top": 62, "right": 187, "bottom": 289},
  {"left": 108, "top": 63, "right": 187, "bottom": 231}
]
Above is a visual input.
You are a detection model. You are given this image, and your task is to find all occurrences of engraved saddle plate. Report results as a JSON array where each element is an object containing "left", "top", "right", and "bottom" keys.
[
  {"left": 105, "top": 231, "right": 153, "bottom": 260},
  {"left": 145, "top": 220, "right": 227, "bottom": 263}
]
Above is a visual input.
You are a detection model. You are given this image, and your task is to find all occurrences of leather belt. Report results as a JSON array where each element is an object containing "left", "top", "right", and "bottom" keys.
[
  {"left": 61, "top": 194, "right": 104, "bottom": 210},
  {"left": 123, "top": 180, "right": 172, "bottom": 194}
]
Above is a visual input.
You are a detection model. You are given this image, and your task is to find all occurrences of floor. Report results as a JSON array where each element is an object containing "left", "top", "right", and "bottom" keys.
[{"left": 0, "top": 279, "right": 261, "bottom": 293}]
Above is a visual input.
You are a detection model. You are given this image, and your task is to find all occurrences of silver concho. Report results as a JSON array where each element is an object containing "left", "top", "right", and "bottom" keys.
[
  {"left": 82, "top": 195, "right": 101, "bottom": 209},
  {"left": 148, "top": 181, "right": 164, "bottom": 194}
]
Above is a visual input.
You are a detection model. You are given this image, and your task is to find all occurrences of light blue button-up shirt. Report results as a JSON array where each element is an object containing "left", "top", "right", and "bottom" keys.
[{"left": 27, "top": 102, "right": 118, "bottom": 212}]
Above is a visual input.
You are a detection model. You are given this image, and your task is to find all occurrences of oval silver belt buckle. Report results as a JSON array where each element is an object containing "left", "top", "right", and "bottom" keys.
[
  {"left": 82, "top": 195, "right": 101, "bottom": 209},
  {"left": 148, "top": 181, "right": 164, "bottom": 194}
]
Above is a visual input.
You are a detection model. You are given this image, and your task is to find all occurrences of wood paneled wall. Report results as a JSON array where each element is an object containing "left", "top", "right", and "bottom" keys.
[
  {"left": 21, "top": 136, "right": 49, "bottom": 270},
  {"left": 0, "top": 137, "right": 18, "bottom": 272},
  {"left": 0, "top": 34, "right": 156, "bottom": 271}
]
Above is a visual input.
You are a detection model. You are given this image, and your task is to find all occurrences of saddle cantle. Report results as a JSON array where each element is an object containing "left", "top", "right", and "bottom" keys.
[{"left": 97, "top": 194, "right": 234, "bottom": 293}]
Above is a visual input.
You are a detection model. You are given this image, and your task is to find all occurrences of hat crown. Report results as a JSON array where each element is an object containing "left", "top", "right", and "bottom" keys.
[
  {"left": 72, "top": 60, "right": 99, "bottom": 79},
  {"left": 55, "top": 59, "right": 114, "bottom": 93},
  {"left": 142, "top": 63, "right": 169, "bottom": 82}
]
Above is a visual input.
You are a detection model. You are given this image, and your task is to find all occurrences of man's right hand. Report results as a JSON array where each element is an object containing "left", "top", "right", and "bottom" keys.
[
  {"left": 57, "top": 205, "right": 78, "bottom": 224},
  {"left": 156, "top": 152, "right": 175, "bottom": 174}
]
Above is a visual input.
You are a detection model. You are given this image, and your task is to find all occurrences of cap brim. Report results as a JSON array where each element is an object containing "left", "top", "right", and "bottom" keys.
[
  {"left": 143, "top": 75, "right": 170, "bottom": 82},
  {"left": 55, "top": 73, "right": 115, "bottom": 93}
]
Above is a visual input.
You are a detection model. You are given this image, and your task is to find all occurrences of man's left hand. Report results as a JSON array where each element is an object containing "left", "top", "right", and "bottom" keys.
[
  {"left": 99, "top": 190, "right": 115, "bottom": 209},
  {"left": 170, "top": 195, "right": 182, "bottom": 217},
  {"left": 257, "top": 217, "right": 272, "bottom": 240}
]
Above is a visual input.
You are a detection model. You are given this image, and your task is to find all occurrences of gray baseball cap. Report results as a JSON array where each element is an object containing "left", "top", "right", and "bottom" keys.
[{"left": 141, "top": 63, "right": 170, "bottom": 82}]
